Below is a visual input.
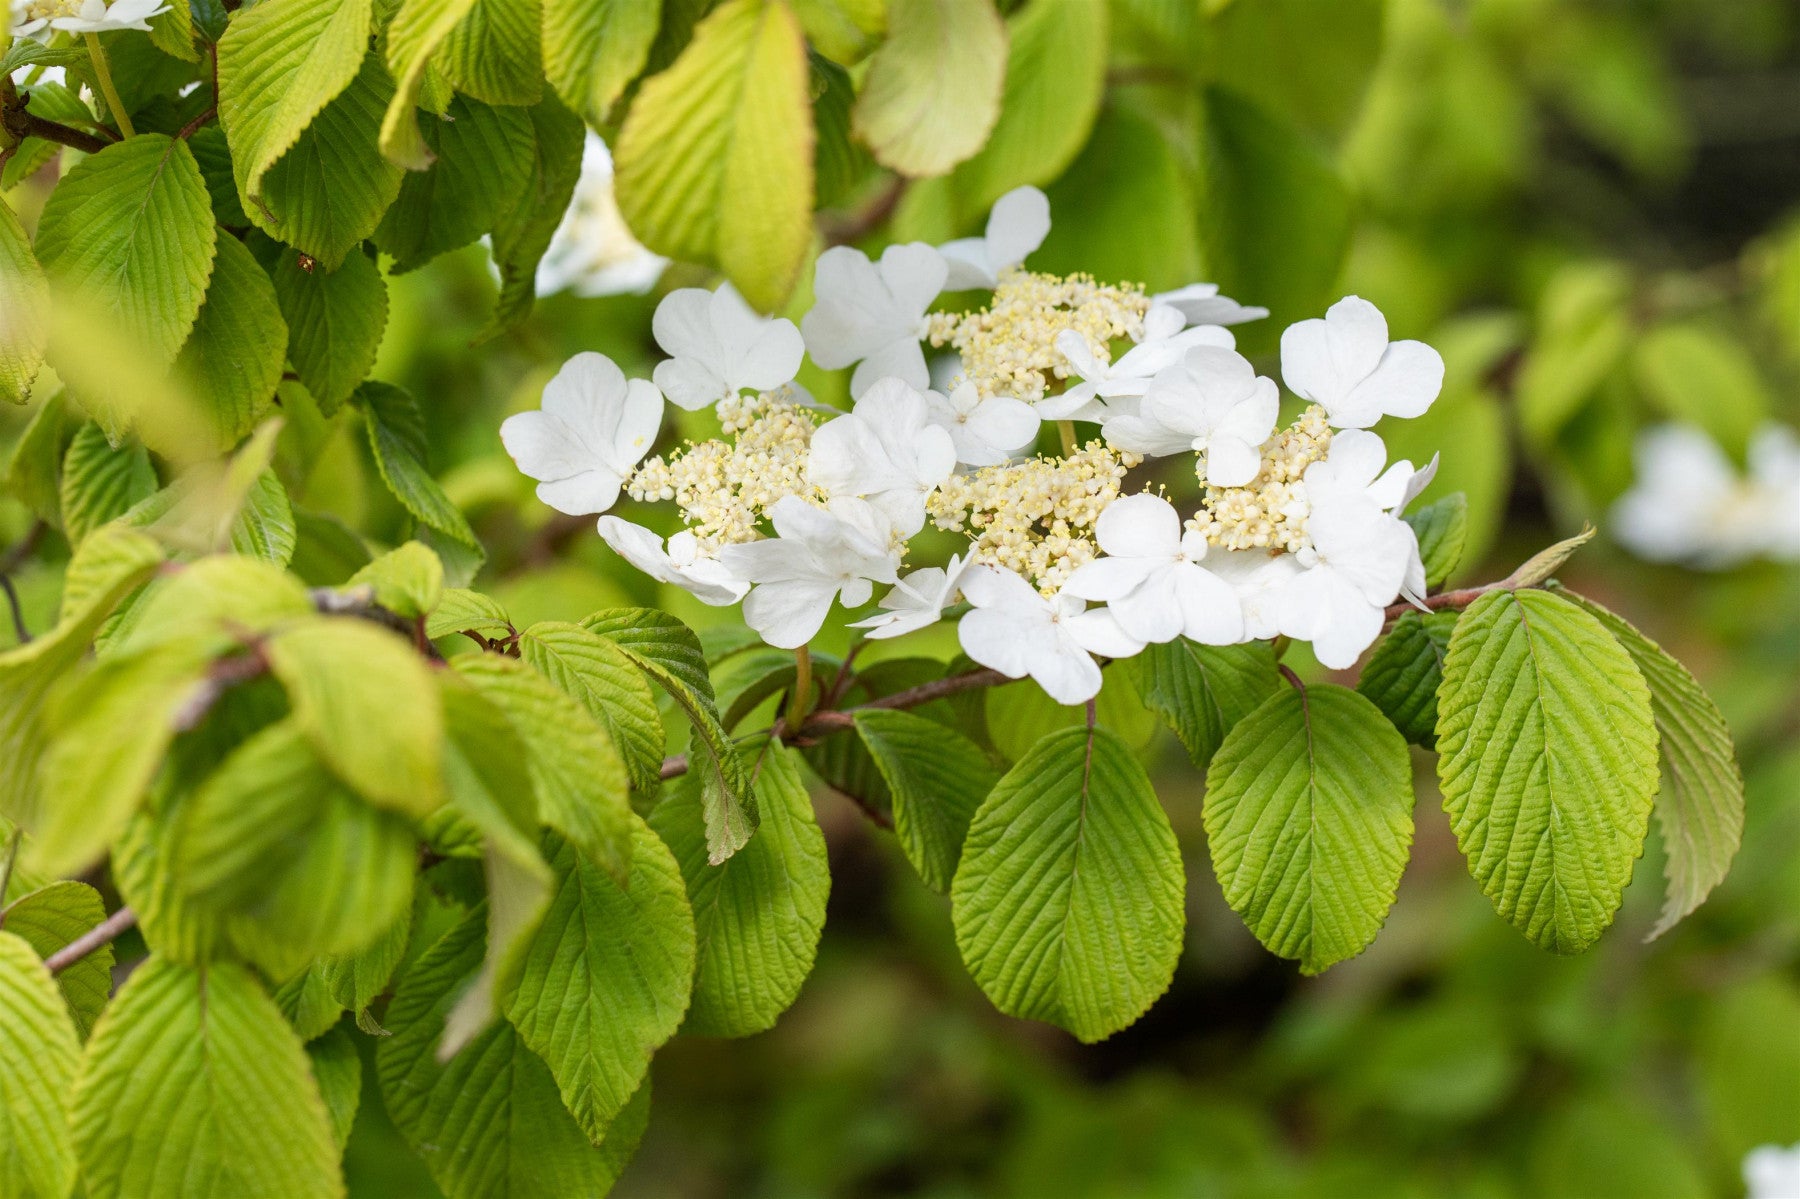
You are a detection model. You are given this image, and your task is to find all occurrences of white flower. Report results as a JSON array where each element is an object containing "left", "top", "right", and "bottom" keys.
[
  {"left": 500, "top": 352, "right": 662, "bottom": 516},
  {"left": 1038, "top": 303, "right": 1234, "bottom": 422},
  {"left": 1063, "top": 493, "right": 1244, "bottom": 645},
  {"left": 849, "top": 550, "right": 976, "bottom": 640},
  {"left": 49, "top": 0, "right": 167, "bottom": 32},
  {"left": 1206, "top": 549, "right": 1302, "bottom": 641},
  {"left": 534, "top": 133, "right": 666, "bottom": 299},
  {"left": 1153, "top": 282, "right": 1270, "bottom": 328},
  {"left": 807, "top": 377, "right": 957, "bottom": 536},
  {"left": 801, "top": 242, "right": 947, "bottom": 397},
  {"left": 923, "top": 381, "right": 1039, "bottom": 467},
  {"left": 1612, "top": 422, "right": 1800, "bottom": 569},
  {"left": 596, "top": 517, "right": 749, "bottom": 606},
  {"left": 957, "top": 566, "right": 1144, "bottom": 705},
  {"left": 1103, "top": 345, "right": 1279, "bottom": 485},
  {"left": 1304, "top": 429, "right": 1426, "bottom": 513},
  {"left": 1744, "top": 1143, "right": 1800, "bottom": 1199},
  {"left": 1279, "top": 295, "right": 1444, "bottom": 429},
  {"left": 937, "top": 185, "right": 1051, "bottom": 291},
  {"left": 1277, "top": 502, "right": 1416, "bottom": 669},
  {"left": 719, "top": 497, "right": 900, "bottom": 649},
  {"left": 650, "top": 283, "right": 804, "bottom": 411}
]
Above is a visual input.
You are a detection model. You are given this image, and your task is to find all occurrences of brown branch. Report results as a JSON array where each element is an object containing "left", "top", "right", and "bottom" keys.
[
  {"left": 2, "top": 93, "right": 116, "bottom": 154},
  {"left": 1382, "top": 581, "right": 1508, "bottom": 625},
  {"left": 172, "top": 645, "right": 270, "bottom": 732},
  {"left": 176, "top": 104, "right": 216, "bottom": 141},
  {"left": 45, "top": 906, "right": 136, "bottom": 974}
]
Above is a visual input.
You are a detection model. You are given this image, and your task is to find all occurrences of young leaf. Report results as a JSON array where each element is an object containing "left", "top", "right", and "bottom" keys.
[
  {"left": 1132, "top": 638, "right": 1280, "bottom": 769},
  {"left": 1205, "top": 684, "right": 1416, "bottom": 974},
  {"left": 320, "top": 897, "right": 412, "bottom": 1017},
  {"left": 427, "top": 588, "right": 514, "bottom": 642},
  {"left": 437, "top": 0, "right": 543, "bottom": 106},
  {"left": 1, "top": 881, "right": 115, "bottom": 1038},
  {"left": 110, "top": 552, "right": 312, "bottom": 656},
  {"left": 307, "top": 1026, "right": 362, "bottom": 1151},
  {"left": 1357, "top": 609, "right": 1459, "bottom": 747},
  {"left": 232, "top": 470, "right": 298, "bottom": 567},
  {"left": 0, "top": 198, "right": 48, "bottom": 405},
  {"left": 174, "top": 231, "right": 290, "bottom": 450},
  {"left": 649, "top": 741, "right": 829, "bottom": 1037},
  {"left": 0, "top": 930, "right": 80, "bottom": 1199},
  {"left": 274, "top": 966, "right": 347, "bottom": 1043},
  {"left": 1436, "top": 590, "right": 1659, "bottom": 953},
  {"left": 379, "top": 0, "right": 480, "bottom": 170},
  {"left": 1402, "top": 492, "right": 1468, "bottom": 590},
  {"left": 951, "top": 726, "right": 1185, "bottom": 1043},
  {"left": 517, "top": 620, "right": 667, "bottom": 794},
  {"left": 373, "top": 95, "right": 536, "bottom": 273},
  {"left": 60, "top": 422, "right": 156, "bottom": 547},
  {"left": 480, "top": 94, "right": 585, "bottom": 341},
  {"left": 851, "top": 0, "right": 1006, "bottom": 178},
  {"left": 542, "top": 0, "right": 661, "bottom": 124},
  {"left": 854, "top": 708, "right": 995, "bottom": 893},
  {"left": 356, "top": 381, "right": 483, "bottom": 554},
  {"left": 70, "top": 958, "right": 343, "bottom": 1199},
  {"left": 273, "top": 247, "right": 389, "bottom": 416},
  {"left": 347, "top": 540, "right": 444, "bottom": 621},
  {"left": 1508, "top": 525, "right": 1595, "bottom": 589}
]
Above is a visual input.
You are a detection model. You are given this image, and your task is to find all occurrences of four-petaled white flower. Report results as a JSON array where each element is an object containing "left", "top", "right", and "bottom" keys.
[
  {"left": 1280, "top": 295, "right": 1444, "bottom": 429},
  {"left": 937, "top": 185, "right": 1051, "bottom": 291},
  {"left": 1104, "top": 345, "right": 1279, "bottom": 486},
  {"left": 923, "top": 381, "right": 1039, "bottom": 467},
  {"left": 1277, "top": 502, "right": 1416, "bottom": 669},
  {"left": 1304, "top": 429, "right": 1426, "bottom": 513},
  {"left": 650, "top": 282, "right": 804, "bottom": 411},
  {"left": 1153, "top": 282, "right": 1270, "bottom": 328},
  {"left": 807, "top": 377, "right": 958, "bottom": 536},
  {"left": 1744, "top": 1143, "right": 1800, "bottom": 1199},
  {"left": 1206, "top": 549, "right": 1302, "bottom": 642},
  {"left": 719, "top": 497, "right": 901, "bottom": 649},
  {"left": 958, "top": 566, "right": 1144, "bottom": 705},
  {"left": 596, "top": 517, "right": 748, "bottom": 607},
  {"left": 849, "top": 550, "right": 977, "bottom": 640},
  {"left": 1040, "top": 304, "right": 1233, "bottom": 422},
  {"left": 49, "top": 0, "right": 168, "bottom": 32},
  {"left": 500, "top": 352, "right": 662, "bottom": 516},
  {"left": 801, "top": 242, "right": 947, "bottom": 397},
  {"left": 1063, "top": 493, "right": 1244, "bottom": 646},
  {"left": 534, "top": 133, "right": 666, "bottom": 299},
  {"left": 1612, "top": 422, "right": 1800, "bottom": 569}
]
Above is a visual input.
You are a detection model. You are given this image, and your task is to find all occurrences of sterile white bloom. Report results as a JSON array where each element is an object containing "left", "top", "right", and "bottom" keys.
[
  {"left": 1063, "top": 493, "right": 1244, "bottom": 645},
  {"left": 1039, "top": 304, "right": 1234, "bottom": 421},
  {"left": 1613, "top": 422, "right": 1800, "bottom": 569},
  {"left": 534, "top": 133, "right": 666, "bottom": 298},
  {"left": 958, "top": 566, "right": 1144, "bottom": 705},
  {"left": 1277, "top": 502, "right": 1416, "bottom": 669},
  {"left": 807, "top": 377, "right": 957, "bottom": 536},
  {"left": 1153, "top": 283, "right": 1270, "bottom": 328},
  {"left": 501, "top": 352, "right": 662, "bottom": 516},
  {"left": 924, "top": 381, "right": 1039, "bottom": 467},
  {"left": 719, "top": 497, "right": 901, "bottom": 649},
  {"left": 650, "top": 283, "right": 804, "bottom": 411},
  {"left": 596, "top": 517, "right": 749, "bottom": 606},
  {"left": 849, "top": 550, "right": 976, "bottom": 640},
  {"left": 802, "top": 242, "right": 947, "bottom": 397},
  {"left": 1104, "top": 345, "right": 1279, "bottom": 486},
  {"left": 1207, "top": 550, "right": 1302, "bottom": 641},
  {"left": 1744, "top": 1143, "right": 1800, "bottom": 1199},
  {"left": 937, "top": 185, "right": 1051, "bottom": 291},
  {"left": 1304, "top": 429, "right": 1425, "bottom": 513},
  {"left": 1279, "top": 295, "right": 1444, "bottom": 429},
  {"left": 48, "top": 0, "right": 167, "bottom": 32}
]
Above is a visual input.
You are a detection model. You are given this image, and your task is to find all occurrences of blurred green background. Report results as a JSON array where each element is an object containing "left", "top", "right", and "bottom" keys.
[{"left": 8, "top": 0, "right": 1800, "bottom": 1195}]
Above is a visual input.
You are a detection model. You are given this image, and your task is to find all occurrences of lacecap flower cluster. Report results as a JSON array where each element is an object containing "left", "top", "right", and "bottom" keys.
[{"left": 502, "top": 187, "right": 1448, "bottom": 704}]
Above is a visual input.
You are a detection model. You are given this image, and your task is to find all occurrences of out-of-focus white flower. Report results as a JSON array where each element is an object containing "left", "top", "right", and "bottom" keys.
[
  {"left": 850, "top": 550, "right": 976, "bottom": 640},
  {"left": 1613, "top": 422, "right": 1800, "bottom": 569},
  {"left": 500, "top": 352, "right": 663, "bottom": 516},
  {"left": 1744, "top": 1142, "right": 1800, "bottom": 1199},
  {"left": 1277, "top": 502, "right": 1415, "bottom": 669},
  {"left": 1064, "top": 493, "right": 1243, "bottom": 646},
  {"left": 720, "top": 497, "right": 900, "bottom": 649},
  {"left": 924, "top": 381, "right": 1039, "bottom": 467},
  {"left": 534, "top": 133, "right": 667, "bottom": 299},
  {"left": 1304, "top": 429, "right": 1424, "bottom": 513},
  {"left": 1207, "top": 549, "right": 1302, "bottom": 641},
  {"left": 1153, "top": 282, "right": 1269, "bottom": 328},
  {"left": 649, "top": 283, "right": 803, "bottom": 411},
  {"left": 937, "top": 185, "right": 1051, "bottom": 291},
  {"left": 596, "top": 517, "right": 749, "bottom": 606},
  {"left": 807, "top": 377, "right": 957, "bottom": 536},
  {"left": 801, "top": 242, "right": 947, "bottom": 397},
  {"left": 1280, "top": 296, "right": 1443, "bottom": 429},
  {"left": 1104, "top": 345, "right": 1279, "bottom": 486},
  {"left": 1039, "top": 304, "right": 1234, "bottom": 422},
  {"left": 958, "top": 566, "right": 1143, "bottom": 705},
  {"left": 29, "top": 0, "right": 166, "bottom": 32}
]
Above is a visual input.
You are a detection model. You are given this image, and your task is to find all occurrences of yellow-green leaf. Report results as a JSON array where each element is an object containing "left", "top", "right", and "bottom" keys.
[{"left": 851, "top": 0, "right": 1005, "bottom": 178}]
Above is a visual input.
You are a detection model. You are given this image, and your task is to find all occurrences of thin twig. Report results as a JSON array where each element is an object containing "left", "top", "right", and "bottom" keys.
[
  {"left": 0, "top": 576, "right": 29, "bottom": 644},
  {"left": 176, "top": 104, "right": 216, "bottom": 141},
  {"left": 172, "top": 646, "right": 270, "bottom": 732},
  {"left": 1382, "top": 581, "right": 1506, "bottom": 625},
  {"left": 45, "top": 906, "right": 136, "bottom": 974}
]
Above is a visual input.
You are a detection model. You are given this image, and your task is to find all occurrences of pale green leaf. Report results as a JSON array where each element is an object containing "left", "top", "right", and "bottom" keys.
[
  {"left": 110, "top": 552, "right": 312, "bottom": 657},
  {"left": 0, "top": 930, "right": 80, "bottom": 1199},
  {"left": 321, "top": 897, "right": 412, "bottom": 1015},
  {"left": 0, "top": 198, "right": 49, "bottom": 405},
  {"left": 851, "top": 0, "right": 1005, "bottom": 178},
  {"left": 1, "top": 881, "right": 114, "bottom": 1038},
  {"left": 146, "top": 0, "right": 198, "bottom": 60},
  {"left": 1508, "top": 526, "right": 1595, "bottom": 589},
  {"left": 4, "top": 389, "right": 74, "bottom": 523},
  {"left": 231, "top": 471, "right": 298, "bottom": 567},
  {"left": 790, "top": 0, "right": 884, "bottom": 64},
  {"left": 274, "top": 967, "right": 346, "bottom": 1042},
  {"left": 175, "top": 231, "right": 289, "bottom": 450},
  {"left": 542, "top": 0, "right": 660, "bottom": 123},
  {"left": 951, "top": 726, "right": 1185, "bottom": 1043},
  {"left": 60, "top": 422, "right": 156, "bottom": 547},
  {"left": 348, "top": 540, "right": 444, "bottom": 621},
  {"left": 1436, "top": 590, "right": 1659, "bottom": 953},
  {"left": 113, "top": 809, "right": 224, "bottom": 966},
  {"left": 518, "top": 620, "right": 666, "bottom": 794},
  {"left": 380, "top": 0, "right": 480, "bottom": 170},
  {"left": 1132, "top": 638, "right": 1279, "bottom": 769},
  {"left": 1403, "top": 492, "right": 1468, "bottom": 590},
  {"left": 273, "top": 247, "right": 388, "bottom": 416},
  {"left": 437, "top": 0, "right": 542, "bottom": 105},
  {"left": 307, "top": 1027, "right": 362, "bottom": 1151},
  {"left": 854, "top": 708, "right": 993, "bottom": 893},
  {"left": 373, "top": 94, "right": 536, "bottom": 273},
  {"left": 115, "top": 419, "right": 289, "bottom": 563},
  {"left": 427, "top": 588, "right": 513, "bottom": 643}
]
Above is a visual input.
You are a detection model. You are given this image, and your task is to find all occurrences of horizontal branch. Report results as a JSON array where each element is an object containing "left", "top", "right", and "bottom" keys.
[
  {"left": 1382, "top": 581, "right": 1505, "bottom": 624},
  {"left": 1, "top": 96, "right": 115, "bottom": 155},
  {"left": 45, "top": 906, "right": 136, "bottom": 974}
]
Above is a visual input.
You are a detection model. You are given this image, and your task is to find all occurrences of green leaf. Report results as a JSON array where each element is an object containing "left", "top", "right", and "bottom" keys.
[
  {"left": 265, "top": 614, "right": 447, "bottom": 817},
  {"left": 427, "top": 588, "right": 513, "bottom": 642},
  {"left": 320, "top": 898, "right": 412, "bottom": 1016},
  {"left": 146, "top": 0, "right": 198, "bottom": 61},
  {"left": 851, "top": 0, "right": 1006, "bottom": 178},
  {"left": 951, "top": 726, "right": 1185, "bottom": 1043},
  {"left": 273, "top": 966, "right": 345, "bottom": 1041},
  {"left": 174, "top": 231, "right": 289, "bottom": 450},
  {"left": 1, "top": 881, "right": 115, "bottom": 1038},
  {"left": 4, "top": 390, "right": 74, "bottom": 523},
  {"left": 113, "top": 808, "right": 224, "bottom": 966},
  {"left": 1, "top": 82, "right": 85, "bottom": 193},
  {"left": 581, "top": 608, "right": 757, "bottom": 861},
  {"left": 790, "top": 0, "right": 883, "bottom": 64},
  {"left": 1206, "top": 0, "right": 1384, "bottom": 142},
  {"left": 1357, "top": 610, "right": 1458, "bottom": 747},
  {"left": 437, "top": 0, "right": 543, "bottom": 105},
  {"left": 111, "top": 552, "right": 312, "bottom": 656},
  {"left": 186, "top": 126, "right": 251, "bottom": 227},
  {"left": 217, "top": 0, "right": 375, "bottom": 200},
  {"left": 1508, "top": 526, "right": 1595, "bottom": 590},
  {"left": 273, "top": 246, "right": 389, "bottom": 416},
  {"left": 854, "top": 708, "right": 994, "bottom": 893},
  {"left": 307, "top": 1026, "right": 362, "bottom": 1151},
  {"left": 613, "top": 0, "right": 814, "bottom": 311},
  {"left": 1205, "top": 684, "right": 1416, "bottom": 974},
  {"left": 1436, "top": 590, "right": 1659, "bottom": 953},
  {"left": 246, "top": 53, "right": 406, "bottom": 271},
  {"left": 60, "top": 422, "right": 156, "bottom": 547},
  {"left": 378, "top": 910, "right": 649, "bottom": 1198},
  {"left": 1402, "top": 493, "right": 1468, "bottom": 590},
  {"left": 380, "top": 0, "right": 480, "bottom": 170},
  {"left": 518, "top": 620, "right": 667, "bottom": 794},
  {"left": 1515, "top": 262, "right": 1632, "bottom": 446},
  {"left": 373, "top": 94, "right": 536, "bottom": 273},
  {"left": 348, "top": 540, "right": 444, "bottom": 621},
  {"left": 35, "top": 135, "right": 218, "bottom": 366},
  {"left": 1556, "top": 591, "right": 1744, "bottom": 940},
  {"left": 232, "top": 469, "right": 298, "bottom": 567},
  {"left": 1132, "top": 638, "right": 1279, "bottom": 769},
  {"left": 356, "top": 381, "right": 482, "bottom": 552},
  {"left": 115, "top": 418, "right": 289, "bottom": 562},
  {"left": 0, "top": 199, "right": 48, "bottom": 405},
  {"left": 1632, "top": 323, "right": 1769, "bottom": 460},
  {"left": 0, "top": 930, "right": 80, "bottom": 1199},
  {"left": 70, "top": 958, "right": 342, "bottom": 1199},
  {"left": 542, "top": 0, "right": 661, "bottom": 123},
  {"left": 984, "top": 666, "right": 1160, "bottom": 762},
  {"left": 480, "top": 94, "right": 585, "bottom": 341},
  {"left": 649, "top": 741, "right": 828, "bottom": 1037}
]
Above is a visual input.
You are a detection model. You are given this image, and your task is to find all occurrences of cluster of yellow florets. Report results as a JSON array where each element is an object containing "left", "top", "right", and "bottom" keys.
[
  {"left": 1187, "top": 405, "right": 1332, "bottom": 552},
  {"left": 925, "top": 268, "right": 1150, "bottom": 401},
  {"left": 927, "top": 440, "right": 1142, "bottom": 592},
  {"left": 626, "top": 389, "right": 824, "bottom": 550}
]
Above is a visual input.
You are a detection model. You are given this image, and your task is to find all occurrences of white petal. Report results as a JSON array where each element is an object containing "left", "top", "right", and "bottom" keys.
[
  {"left": 1280, "top": 296, "right": 1387, "bottom": 410},
  {"left": 651, "top": 288, "right": 717, "bottom": 361},
  {"left": 541, "top": 351, "right": 626, "bottom": 427},
  {"left": 1094, "top": 492, "right": 1181, "bottom": 558},
  {"left": 743, "top": 579, "right": 840, "bottom": 649},
  {"left": 653, "top": 356, "right": 730, "bottom": 411},
  {"left": 958, "top": 605, "right": 1048, "bottom": 681},
  {"left": 1102, "top": 412, "right": 1195, "bottom": 458},
  {"left": 611, "top": 379, "right": 665, "bottom": 472},
  {"left": 736, "top": 317, "right": 805, "bottom": 391},
  {"left": 500, "top": 410, "right": 585, "bottom": 482},
  {"left": 536, "top": 469, "right": 622, "bottom": 516},
  {"left": 1307, "top": 594, "right": 1385, "bottom": 670},
  {"left": 802, "top": 247, "right": 895, "bottom": 366},
  {"left": 1342, "top": 338, "right": 1445, "bottom": 423},
  {"left": 961, "top": 396, "right": 1040, "bottom": 460},
  {"left": 960, "top": 563, "right": 1043, "bottom": 610},
  {"left": 1203, "top": 437, "right": 1262, "bottom": 488},
  {"left": 877, "top": 242, "right": 949, "bottom": 320},
  {"left": 849, "top": 339, "right": 930, "bottom": 398},
  {"left": 1063, "top": 555, "right": 1161, "bottom": 602},
  {"left": 1030, "top": 632, "right": 1107, "bottom": 704},
  {"left": 1055, "top": 328, "right": 1107, "bottom": 381},
  {"left": 983, "top": 185, "right": 1050, "bottom": 273},
  {"left": 938, "top": 238, "right": 997, "bottom": 291},
  {"left": 1172, "top": 563, "right": 1245, "bottom": 645},
  {"left": 1066, "top": 604, "right": 1146, "bottom": 661},
  {"left": 1106, "top": 571, "right": 1186, "bottom": 643}
]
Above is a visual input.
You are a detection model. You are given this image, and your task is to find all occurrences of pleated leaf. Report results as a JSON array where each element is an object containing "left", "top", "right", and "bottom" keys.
[
  {"left": 518, "top": 620, "right": 665, "bottom": 794},
  {"left": 480, "top": 94, "right": 585, "bottom": 341},
  {"left": 854, "top": 708, "right": 995, "bottom": 893},
  {"left": 542, "top": 0, "right": 661, "bottom": 123},
  {"left": 0, "top": 930, "right": 80, "bottom": 1199},
  {"left": 1357, "top": 609, "right": 1459, "bottom": 747},
  {"left": 1, "top": 880, "right": 116, "bottom": 1038},
  {"left": 59, "top": 421, "right": 155, "bottom": 547},
  {"left": 380, "top": 0, "right": 480, "bottom": 170},
  {"left": 437, "top": 0, "right": 543, "bottom": 105},
  {"left": 0, "top": 198, "right": 48, "bottom": 404},
  {"left": 851, "top": 0, "right": 1006, "bottom": 177},
  {"left": 1402, "top": 492, "right": 1468, "bottom": 589},
  {"left": 1132, "top": 638, "right": 1279, "bottom": 769},
  {"left": 174, "top": 232, "right": 289, "bottom": 451},
  {"left": 273, "top": 247, "right": 388, "bottom": 416},
  {"left": 373, "top": 95, "right": 536, "bottom": 273},
  {"left": 356, "top": 381, "right": 482, "bottom": 552},
  {"left": 307, "top": 1027, "right": 361, "bottom": 1151}
]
